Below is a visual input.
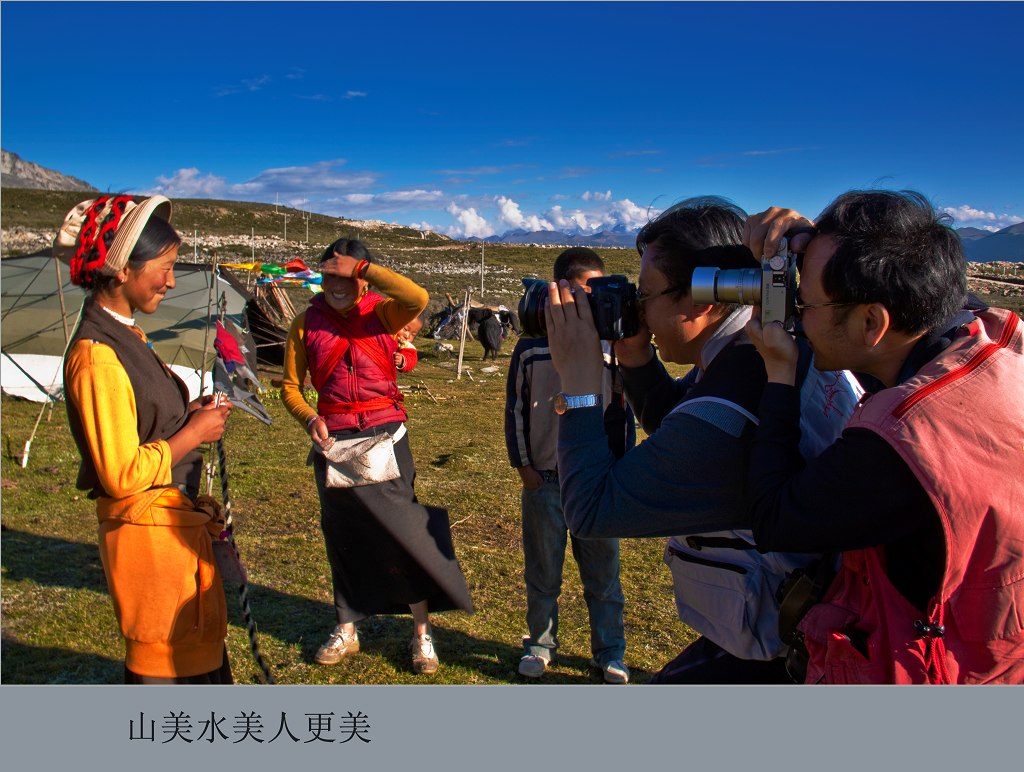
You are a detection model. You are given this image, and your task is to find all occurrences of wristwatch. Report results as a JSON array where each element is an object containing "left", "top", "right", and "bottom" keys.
[{"left": 553, "top": 392, "right": 602, "bottom": 415}]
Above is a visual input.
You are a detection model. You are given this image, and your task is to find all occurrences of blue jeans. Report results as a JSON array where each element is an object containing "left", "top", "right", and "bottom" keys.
[{"left": 521, "top": 475, "right": 625, "bottom": 665}]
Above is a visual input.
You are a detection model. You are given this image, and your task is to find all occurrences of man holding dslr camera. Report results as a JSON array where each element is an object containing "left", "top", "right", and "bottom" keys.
[
  {"left": 743, "top": 190, "right": 1024, "bottom": 683},
  {"left": 543, "top": 197, "right": 860, "bottom": 683}
]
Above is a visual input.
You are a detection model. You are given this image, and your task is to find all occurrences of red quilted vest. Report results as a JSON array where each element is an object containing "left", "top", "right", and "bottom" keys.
[
  {"left": 304, "top": 292, "right": 406, "bottom": 432},
  {"left": 799, "top": 308, "right": 1024, "bottom": 684}
]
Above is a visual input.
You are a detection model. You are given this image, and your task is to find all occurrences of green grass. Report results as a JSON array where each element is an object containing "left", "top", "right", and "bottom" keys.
[{"left": 0, "top": 339, "right": 690, "bottom": 685}]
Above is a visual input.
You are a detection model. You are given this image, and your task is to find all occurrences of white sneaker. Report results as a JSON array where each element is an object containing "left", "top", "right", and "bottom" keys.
[
  {"left": 593, "top": 658, "right": 630, "bottom": 684},
  {"left": 518, "top": 654, "right": 550, "bottom": 678},
  {"left": 315, "top": 626, "right": 359, "bottom": 665},
  {"left": 411, "top": 634, "right": 439, "bottom": 675}
]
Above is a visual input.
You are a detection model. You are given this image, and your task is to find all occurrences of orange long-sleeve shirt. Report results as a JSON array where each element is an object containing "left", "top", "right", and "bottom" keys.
[{"left": 64, "top": 337, "right": 174, "bottom": 498}]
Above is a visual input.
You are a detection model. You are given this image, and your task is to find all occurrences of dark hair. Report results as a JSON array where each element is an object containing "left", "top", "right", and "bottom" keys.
[
  {"left": 553, "top": 246, "right": 605, "bottom": 282},
  {"left": 90, "top": 214, "right": 181, "bottom": 292},
  {"left": 320, "top": 237, "right": 372, "bottom": 266},
  {"left": 814, "top": 190, "right": 966, "bottom": 334},
  {"left": 130, "top": 214, "right": 181, "bottom": 262},
  {"left": 635, "top": 196, "right": 755, "bottom": 295}
]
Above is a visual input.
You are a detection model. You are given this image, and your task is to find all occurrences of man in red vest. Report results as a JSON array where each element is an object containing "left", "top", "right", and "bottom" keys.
[{"left": 743, "top": 190, "right": 1024, "bottom": 684}]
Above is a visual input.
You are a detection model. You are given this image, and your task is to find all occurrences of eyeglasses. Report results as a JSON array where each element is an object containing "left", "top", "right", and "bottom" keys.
[
  {"left": 636, "top": 286, "right": 682, "bottom": 305},
  {"left": 793, "top": 293, "right": 856, "bottom": 317}
]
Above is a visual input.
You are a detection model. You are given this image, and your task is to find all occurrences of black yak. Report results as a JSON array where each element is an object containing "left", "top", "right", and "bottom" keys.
[{"left": 474, "top": 309, "right": 503, "bottom": 360}]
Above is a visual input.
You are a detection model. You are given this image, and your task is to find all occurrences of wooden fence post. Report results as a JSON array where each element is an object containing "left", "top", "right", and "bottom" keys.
[{"left": 456, "top": 287, "right": 473, "bottom": 380}]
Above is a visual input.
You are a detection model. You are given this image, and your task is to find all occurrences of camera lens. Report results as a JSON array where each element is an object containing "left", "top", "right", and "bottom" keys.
[
  {"left": 691, "top": 267, "right": 761, "bottom": 305},
  {"left": 518, "top": 278, "right": 549, "bottom": 338}
]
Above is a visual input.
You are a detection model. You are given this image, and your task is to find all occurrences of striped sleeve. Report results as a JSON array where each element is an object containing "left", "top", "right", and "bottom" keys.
[{"left": 504, "top": 338, "right": 533, "bottom": 468}]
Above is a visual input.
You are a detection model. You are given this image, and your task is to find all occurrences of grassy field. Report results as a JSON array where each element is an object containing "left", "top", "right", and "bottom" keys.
[{"left": 0, "top": 334, "right": 692, "bottom": 685}]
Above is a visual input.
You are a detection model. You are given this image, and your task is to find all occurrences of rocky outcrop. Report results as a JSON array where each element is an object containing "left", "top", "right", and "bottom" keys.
[{"left": 1, "top": 149, "right": 96, "bottom": 192}]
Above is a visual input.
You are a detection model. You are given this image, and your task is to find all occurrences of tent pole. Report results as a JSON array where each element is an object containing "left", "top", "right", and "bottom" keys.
[
  {"left": 54, "top": 254, "right": 70, "bottom": 347},
  {"left": 51, "top": 253, "right": 71, "bottom": 423},
  {"left": 20, "top": 260, "right": 82, "bottom": 467},
  {"left": 200, "top": 252, "right": 219, "bottom": 496},
  {"left": 21, "top": 399, "right": 50, "bottom": 468},
  {"left": 456, "top": 287, "right": 473, "bottom": 380},
  {"left": 199, "top": 252, "right": 218, "bottom": 400}
]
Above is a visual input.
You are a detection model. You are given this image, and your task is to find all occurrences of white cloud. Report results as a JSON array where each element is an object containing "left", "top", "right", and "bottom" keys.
[
  {"left": 445, "top": 202, "right": 495, "bottom": 238},
  {"left": 229, "top": 160, "right": 377, "bottom": 197},
  {"left": 697, "top": 147, "right": 805, "bottom": 167},
  {"left": 243, "top": 75, "right": 270, "bottom": 91},
  {"left": 544, "top": 205, "right": 579, "bottom": 231},
  {"left": 609, "top": 149, "right": 662, "bottom": 158},
  {"left": 464, "top": 194, "right": 660, "bottom": 237},
  {"left": 437, "top": 165, "right": 522, "bottom": 176},
  {"left": 533, "top": 197, "right": 657, "bottom": 235},
  {"left": 942, "top": 204, "right": 1022, "bottom": 231},
  {"left": 150, "top": 168, "right": 227, "bottom": 198},
  {"left": 145, "top": 160, "right": 659, "bottom": 240},
  {"left": 146, "top": 160, "right": 383, "bottom": 214},
  {"left": 496, "top": 196, "right": 555, "bottom": 232},
  {"left": 336, "top": 189, "right": 446, "bottom": 214},
  {"left": 344, "top": 90, "right": 367, "bottom": 99},
  {"left": 608, "top": 198, "right": 656, "bottom": 229},
  {"left": 341, "top": 194, "right": 374, "bottom": 206}
]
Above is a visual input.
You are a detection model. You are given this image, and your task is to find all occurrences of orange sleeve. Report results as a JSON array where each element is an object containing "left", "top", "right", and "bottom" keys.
[
  {"left": 280, "top": 310, "right": 319, "bottom": 427},
  {"left": 64, "top": 339, "right": 173, "bottom": 498},
  {"left": 365, "top": 263, "right": 429, "bottom": 334}
]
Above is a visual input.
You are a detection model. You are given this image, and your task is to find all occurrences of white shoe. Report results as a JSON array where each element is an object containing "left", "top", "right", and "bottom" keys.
[
  {"left": 593, "top": 658, "right": 630, "bottom": 684},
  {"left": 518, "top": 654, "right": 550, "bottom": 678},
  {"left": 411, "top": 634, "right": 439, "bottom": 675},
  {"left": 315, "top": 626, "right": 359, "bottom": 665}
]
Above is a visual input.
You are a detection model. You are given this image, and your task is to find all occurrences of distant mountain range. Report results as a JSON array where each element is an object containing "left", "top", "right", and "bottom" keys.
[
  {"left": 957, "top": 222, "right": 1024, "bottom": 263},
  {"left": 1, "top": 149, "right": 96, "bottom": 192},
  {"left": 468, "top": 224, "right": 639, "bottom": 249},
  {"left": 478, "top": 222, "right": 1024, "bottom": 260},
  {"left": 3, "top": 148, "right": 1021, "bottom": 260}
]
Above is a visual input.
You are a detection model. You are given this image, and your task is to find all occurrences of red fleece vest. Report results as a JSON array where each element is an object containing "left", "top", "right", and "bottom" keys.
[
  {"left": 304, "top": 292, "right": 406, "bottom": 432},
  {"left": 799, "top": 308, "right": 1024, "bottom": 684}
]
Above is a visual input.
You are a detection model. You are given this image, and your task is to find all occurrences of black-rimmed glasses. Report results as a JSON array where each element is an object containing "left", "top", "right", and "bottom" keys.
[{"left": 636, "top": 286, "right": 682, "bottom": 305}]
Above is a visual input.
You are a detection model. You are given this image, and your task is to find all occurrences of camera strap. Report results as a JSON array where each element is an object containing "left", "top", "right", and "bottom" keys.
[
  {"left": 604, "top": 349, "right": 629, "bottom": 460},
  {"left": 777, "top": 552, "right": 840, "bottom": 683}
]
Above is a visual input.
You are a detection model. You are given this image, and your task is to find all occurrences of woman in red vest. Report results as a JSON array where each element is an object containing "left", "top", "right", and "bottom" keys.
[{"left": 281, "top": 239, "right": 473, "bottom": 675}]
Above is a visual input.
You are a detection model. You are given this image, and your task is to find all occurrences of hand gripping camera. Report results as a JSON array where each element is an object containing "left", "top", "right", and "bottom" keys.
[
  {"left": 518, "top": 275, "right": 641, "bottom": 340},
  {"left": 690, "top": 237, "right": 796, "bottom": 329}
]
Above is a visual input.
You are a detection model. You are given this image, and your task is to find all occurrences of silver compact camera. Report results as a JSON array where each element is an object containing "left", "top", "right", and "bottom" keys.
[{"left": 691, "top": 237, "right": 796, "bottom": 328}]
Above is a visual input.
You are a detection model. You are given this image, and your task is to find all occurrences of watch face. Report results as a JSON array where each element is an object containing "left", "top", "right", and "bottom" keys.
[{"left": 553, "top": 393, "right": 569, "bottom": 415}]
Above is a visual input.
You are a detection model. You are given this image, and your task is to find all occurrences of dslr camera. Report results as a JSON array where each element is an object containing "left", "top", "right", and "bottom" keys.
[
  {"left": 691, "top": 237, "right": 796, "bottom": 329},
  {"left": 518, "top": 275, "right": 641, "bottom": 340}
]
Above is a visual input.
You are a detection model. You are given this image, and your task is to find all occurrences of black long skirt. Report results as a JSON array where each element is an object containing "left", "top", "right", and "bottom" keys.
[{"left": 312, "top": 422, "right": 474, "bottom": 624}]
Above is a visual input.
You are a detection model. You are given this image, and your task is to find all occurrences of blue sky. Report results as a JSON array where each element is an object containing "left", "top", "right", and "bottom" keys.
[{"left": 2, "top": 1, "right": 1022, "bottom": 237}]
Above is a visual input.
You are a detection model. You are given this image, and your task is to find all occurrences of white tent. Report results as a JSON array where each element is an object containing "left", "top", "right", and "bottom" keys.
[{"left": 1, "top": 252, "right": 255, "bottom": 403}]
